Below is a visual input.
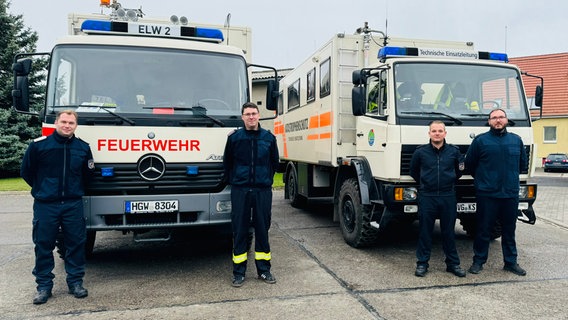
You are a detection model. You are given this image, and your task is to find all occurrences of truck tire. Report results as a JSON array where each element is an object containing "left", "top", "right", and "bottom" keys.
[
  {"left": 287, "top": 166, "right": 306, "bottom": 208},
  {"left": 338, "top": 178, "right": 379, "bottom": 248},
  {"left": 460, "top": 217, "right": 502, "bottom": 240},
  {"left": 85, "top": 231, "right": 96, "bottom": 258}
]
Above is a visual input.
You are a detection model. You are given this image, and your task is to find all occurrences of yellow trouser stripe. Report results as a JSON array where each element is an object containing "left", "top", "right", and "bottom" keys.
[
  {"left": 233, "top": 252, "right": 247, "bottom": 264},
  {"left": 255, "top": 251, "right": 271, "bottom": 261}
]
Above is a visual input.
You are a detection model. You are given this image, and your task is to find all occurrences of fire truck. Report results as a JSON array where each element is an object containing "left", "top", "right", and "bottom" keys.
[
  {"left": 12, "top": 1, "right": 278, "bottom": 255},
  {"left": 275, "top": 24, "right": 540, "bottom": 247}
]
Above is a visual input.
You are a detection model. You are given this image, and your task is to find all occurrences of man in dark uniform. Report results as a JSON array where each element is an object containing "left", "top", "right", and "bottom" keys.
[
  {"left": 466, "top": 108, "right": 528, "bottom": 276},
  {"left": 223, "top": 102, "right": 279, "bottom": 287},
  {"left": 21, "top": 110, "right": 95, "bottom": 304},
  {"left": 410, "top": 120, "right": 466, "bottom": 277}
]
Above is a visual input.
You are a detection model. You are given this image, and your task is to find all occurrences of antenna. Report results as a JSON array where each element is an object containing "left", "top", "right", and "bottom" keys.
[
  {"left": 384, "top": 19, "right": 388, "bottom": 46},
  {"left": 224, "top": 13, "right": 231, "bottom": 45}
]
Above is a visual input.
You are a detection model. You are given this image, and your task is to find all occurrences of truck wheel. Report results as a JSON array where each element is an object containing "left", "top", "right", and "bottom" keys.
[
  {"left": 55, "top": 228, "right": 65, "bottom": 260},
  {"left": 338, "top": 178, "right": 379, "bottom": 248},
  {"left": 287, "top": 166, "right": 306, "bottom": 208},
  {"left": 85, "top": 231, "right": 96, "bottom": 259},
  {"left": 460, "top": 217, "right": 502, "bottom": 240}
]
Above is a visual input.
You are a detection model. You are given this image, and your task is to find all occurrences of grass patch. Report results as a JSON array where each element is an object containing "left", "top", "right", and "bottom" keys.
[
  {"left": 273, "top": 172, "right": 284, "bottom": 188},
  {"left": 0, "top": 178, "right": 30, "bottom": 192},
  {"left": 0, "top": 174, "right": 284, "bottom": 192}
]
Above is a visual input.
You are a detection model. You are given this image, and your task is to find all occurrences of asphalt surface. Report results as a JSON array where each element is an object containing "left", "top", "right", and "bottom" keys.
[{"left": 0, "top": 169, "right": 566, "bottom": 320}]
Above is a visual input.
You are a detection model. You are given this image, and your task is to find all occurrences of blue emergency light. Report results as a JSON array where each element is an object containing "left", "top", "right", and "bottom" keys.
[
  {"left": 186, "top": 165, "right": 199, "bottom": 176},
  {"left": 80, "top": 20, "right": 224, "bottom": 42},
  {"left": 378, "top": 46, "right": 419, "bottom": 59},
  {"left": 478, "top": 51, "right": 509, "bottom": 62},
  {"left": 101, "top": 167, "right": 115, "bottom": 177}
]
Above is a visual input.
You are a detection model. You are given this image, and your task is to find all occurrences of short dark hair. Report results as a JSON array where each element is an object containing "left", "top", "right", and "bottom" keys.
[
  {"left": 488, "top": 108, "right": 507, "bottom": 119},
  {"left": 241, "top": 102, "right": 259, "bottom": 114}
]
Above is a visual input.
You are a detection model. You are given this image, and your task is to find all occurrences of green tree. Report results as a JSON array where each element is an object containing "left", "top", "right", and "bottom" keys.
[{"left": 0, "top": 0, "right": 45, "bottom": 177}]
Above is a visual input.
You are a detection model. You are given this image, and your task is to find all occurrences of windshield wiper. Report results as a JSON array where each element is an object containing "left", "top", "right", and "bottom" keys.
[
  {"left": 144, "top": 105, "right": 225, "bottom": 127},
  {"left": 401, "top": 111, "right": 463, "bottom": 125},
  {"left": 51, "top": 104, "right": 136, "bottom": 125},
  {"left": 98, "top": 106, "right": 136, "bottom": 125}
]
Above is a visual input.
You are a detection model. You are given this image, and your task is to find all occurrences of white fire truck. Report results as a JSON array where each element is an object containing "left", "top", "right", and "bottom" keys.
[
  {"left": 12, "top": 1, "right": 278, "bottom": 255},
  {"left": 275, "top": 24, "right": 540, "bottom": 247}
]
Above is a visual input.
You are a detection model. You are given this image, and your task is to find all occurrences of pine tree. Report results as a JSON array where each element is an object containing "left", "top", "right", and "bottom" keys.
[{"left": 0, "top": 0, "right": 45, "bottom": 177}]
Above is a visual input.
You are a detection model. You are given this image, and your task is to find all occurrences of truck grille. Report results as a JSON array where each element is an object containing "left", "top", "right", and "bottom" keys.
[
  {"left": 400, "top": 144, "right": 530, "bottom": 176},
  {"left": 87, "top": 162, "right": 225, "bottom": 195},
  {"left": 104, "top": 211, "right": 198, "bottom": 226}
]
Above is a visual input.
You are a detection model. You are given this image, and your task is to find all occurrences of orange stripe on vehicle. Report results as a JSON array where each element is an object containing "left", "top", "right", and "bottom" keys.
[
  {"left": 319, "top": 132, "right": 332, "bottom": 139},
  {"left": 273, "top": 120, "right": 288, "bottom": 157},
  {"left": 307, "top": 134, "right": 319, "bottom": 140},
  {"left": 308, "top": 115, "right": 319, "bottom": 129},
  {"left": 319, "top": 112, "right": 332, "bottom": 127}
]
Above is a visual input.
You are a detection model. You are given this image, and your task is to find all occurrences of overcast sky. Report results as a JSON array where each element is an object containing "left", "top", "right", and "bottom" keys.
[{"left": 9, "top": 0, "right": 568, "bottom": 69}]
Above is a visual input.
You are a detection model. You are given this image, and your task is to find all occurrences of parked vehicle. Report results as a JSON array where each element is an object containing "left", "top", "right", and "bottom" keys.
[
  {"left": 274, "top": 23, "right": 541, "bottom": 247},
  {"left": 12, "top": 1, "right": 278, "bottom": 256},
  {"left": 544, "top": 153, "right": 568, "bottom": 172}
]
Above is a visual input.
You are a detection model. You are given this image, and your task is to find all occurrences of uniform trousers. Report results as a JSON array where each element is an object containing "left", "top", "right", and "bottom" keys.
[
  {"left": 473, "top": 196, "right": 518, "bottom": 266},
  {"left": 416, "top": 194, "right": 460, "bottom": 267},
  {"left": 32, "top": 199, "right": 86, "bottom": 291},
  {"left": 231, "top": 186, "right": 272, "bottom": 277}
]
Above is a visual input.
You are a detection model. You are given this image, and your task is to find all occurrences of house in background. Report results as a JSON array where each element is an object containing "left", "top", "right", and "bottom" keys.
[{"left": 511, "top": 53, "right": 568, "bottom": 166}]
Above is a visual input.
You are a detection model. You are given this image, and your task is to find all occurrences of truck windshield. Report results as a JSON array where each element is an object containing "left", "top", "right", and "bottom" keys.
[
  {"left": 46, "top": 45, "right": 248, "bottom": 118},
  {"left": 393, "top": 62, "right": 529, "bottom": 124}
]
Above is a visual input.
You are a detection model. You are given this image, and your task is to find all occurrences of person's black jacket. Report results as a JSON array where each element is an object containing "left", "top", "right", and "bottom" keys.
[
  {"left": 410, "top": 140, "right": 463, "bottom": 196},
  {"left": 223, "top": 125, "right": 279, "bottom": 188},
  {"left": 21, "top": 131, "right": 95, "bottom": 201},
  {"left": 465, "top": 128, "right": 527, "bottom": 198}
]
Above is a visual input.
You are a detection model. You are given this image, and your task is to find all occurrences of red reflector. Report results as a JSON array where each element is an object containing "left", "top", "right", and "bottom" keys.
[{"left": 152, "top": 108, "right": 174, "bottom": 114}]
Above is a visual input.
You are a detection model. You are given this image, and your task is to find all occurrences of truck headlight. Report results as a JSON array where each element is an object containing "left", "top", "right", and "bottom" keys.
[
  {"left": 518, "top": 185, "right": 535, "bottom": 199},
  {"left": 395, "top": 187, "right": 417, "bottom": 201},
  {"left": 216, "top": 200, "right": 231, "bottom": 213}
]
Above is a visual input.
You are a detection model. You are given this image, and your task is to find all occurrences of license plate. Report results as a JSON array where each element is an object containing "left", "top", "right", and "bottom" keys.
[
  {"left": 125, "top": 200, "right": 178, "bottom": 213},
  {"left": 457, "top": 203, "right": 476, "bottom": 213}
]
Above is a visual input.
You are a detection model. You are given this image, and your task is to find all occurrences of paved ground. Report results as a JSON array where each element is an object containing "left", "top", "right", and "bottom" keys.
[
  {"left": 530, "top": 168, "right": 568, "bottom": 227},
  {"left": 0, "top": 170, "right": 566, "bottom": 319}
]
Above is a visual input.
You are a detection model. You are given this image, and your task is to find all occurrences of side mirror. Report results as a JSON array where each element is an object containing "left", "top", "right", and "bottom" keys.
[
  {"left": 352, "top": 86, "right": 366, "bottom": 116},
  {"left": 265, "top": 79, "right": 279, "bottom": 111},
  {"left": 534, "top": 85, "right": 543, "bottom": 107},
  {"left": 12, "top": 59, "right": 33, "bottom": 113},
  {"left": 352, "top": 70, "right": 365, "bottom": 85}
]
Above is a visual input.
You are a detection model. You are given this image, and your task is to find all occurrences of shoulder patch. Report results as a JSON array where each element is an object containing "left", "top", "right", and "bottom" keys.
[
  {"left": 33, "top": 136, "right": 47, "bottom": 143},
  {"left": 227, "top": 128, "right": 238, "bottom": 136}
]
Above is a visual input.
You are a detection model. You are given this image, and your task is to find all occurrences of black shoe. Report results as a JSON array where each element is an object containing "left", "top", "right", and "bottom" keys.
[
  {"left": 503, "top": 263, "right": 527, "bottom": 276},
  {"left": 415, "top": 265, "right": 428, "bottom": 277},
  {"left": 68, "top": 284, "right": 88, "bottom": 298},
  {"left": 232, "top": 276, "right": 245, "bottom": 287},
  {"left": 33, "top": 290, "right": 52, "bottom": 305},
  {"left": 446, "top": 265, "right": 466, "bottom": 277},
  {"left": 258, "top": 272, "right": 277, "bottom": 284},
  {"left": 468, "top": 263, "right": 483, "bottom": 274}
]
